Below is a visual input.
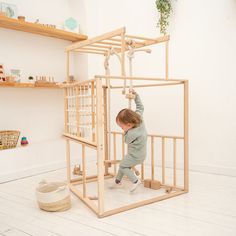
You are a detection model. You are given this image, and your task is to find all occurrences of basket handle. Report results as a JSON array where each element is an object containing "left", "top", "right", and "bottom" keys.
[{"left": 55, "top": 185, "right": 67, "bottom": 192}]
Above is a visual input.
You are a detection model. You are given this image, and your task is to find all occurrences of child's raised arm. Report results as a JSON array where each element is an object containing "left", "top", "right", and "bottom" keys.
[
  {"left": 134, "top": 93, "right": 144, "bottom": 116},
  {"left": 129, "top": 89, "right": 144, "bottom": 116}
]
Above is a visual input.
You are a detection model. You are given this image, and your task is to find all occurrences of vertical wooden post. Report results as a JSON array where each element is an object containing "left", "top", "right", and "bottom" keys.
[
  {"left": 162, "top": 137, "right": 165, "bottom": 184},
  {"left": 64, "top": 88, "right": 69, "bottom": 133},
  {"left": 103, "top": 87, "right": 109, "bottom": 175},
  {"left": 165, "top": 41, "right": 169, "bottom": 80},
  {"left": 122, "top": 133, "right": 125, "bottom": 159},
  {"left": 173, "top": 138, "right": 176, "bottom": 186},
  {"left": 151, "top": 136, "right": 154, "bottom": 180},
  {"left": 91, "top": 82, "right": 95, "bottom": 141},
  {"left": 76, "top": 86, "right": 80, "bottom": 137},
  {"left": 66, "top": 139, "right": 71, "bottom": 184},
  {"left": 82, "top": 144, "right": 86, "bottom": 198},
  {"left": 67, "top": 51, "right": 70, "bottom": 82},
  {"left": 121, "top": 30, "right": 126, "bottom": 94},
  {"left": 96, "top": 78, "right": 105, "bottom": 215},
  {"left": 113, "top": 133, "right": 117, "bottom": 174},
  {"left": 184, "top": 81, "right": 189, "bottom": 191}
]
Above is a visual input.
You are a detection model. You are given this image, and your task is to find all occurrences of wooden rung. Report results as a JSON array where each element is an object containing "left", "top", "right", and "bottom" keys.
[{"left": 88, "top": 196, "right": 98, "bottom": 200}]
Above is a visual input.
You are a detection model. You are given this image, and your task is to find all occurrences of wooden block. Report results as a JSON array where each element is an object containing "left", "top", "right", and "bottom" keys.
[
  {"left": 165, "top": 186, "right": 173, "bottom": 194},
  {"left": 150, "top": 180, "right": 161, "bottom": 190},
  {"left": 144, "top": 179, "right": 151, "bottom": 188},
  {"left": 73, "top": 165, "right": 83, "bottom": 175}
]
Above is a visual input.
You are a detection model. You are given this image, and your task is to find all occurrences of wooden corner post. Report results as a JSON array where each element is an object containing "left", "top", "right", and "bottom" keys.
[{"left": 96, "top": 77, "right": 105, "bottom": 216}]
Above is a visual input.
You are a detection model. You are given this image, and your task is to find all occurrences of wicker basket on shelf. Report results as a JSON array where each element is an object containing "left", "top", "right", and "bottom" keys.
[{"left": 0, "top": 130, "right": 20, "bottom": 150}]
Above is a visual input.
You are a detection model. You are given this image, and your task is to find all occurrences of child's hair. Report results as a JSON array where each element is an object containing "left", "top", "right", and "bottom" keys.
[{"left": 116, "top": 109, "right": 141, "bottom": 127}]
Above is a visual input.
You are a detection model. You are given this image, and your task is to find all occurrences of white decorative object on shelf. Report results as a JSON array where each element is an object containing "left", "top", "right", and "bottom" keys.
[
  {"left": 63, "top": 17, "right": 79, "bottom": 33},
  {"left": 0, "top": 2, "right": 17, "bottom": 18}
]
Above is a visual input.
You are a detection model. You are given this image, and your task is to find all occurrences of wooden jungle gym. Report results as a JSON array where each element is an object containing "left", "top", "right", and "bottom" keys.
[{"left": 63, "top": 27, "right": 189, "bottom": 217}]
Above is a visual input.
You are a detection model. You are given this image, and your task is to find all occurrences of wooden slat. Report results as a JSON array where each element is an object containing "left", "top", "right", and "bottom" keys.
[
  {"left": 101, "top": 190, "right": 186, "bottom": 218},
  {"left": 162, "top": 137, "right": 165, "bottom": 184},
  {"left": 151, "top": 136, "right": 154, "bottom": 180},
  {"left": 113, "top": 133, "right": 117, "bottom": 174},
  {"left": 173, "top": 138, "right": 177, "bottom": 186},
  {"left": 66, "top": 27, "right": 125, "bottom": 51},
  {"left": 69, "top": 184, "right": 98, "bottom": 214},
  {"left": 96, "top": 77, "right": 105, "bottom": 215},
  {"left": 63, "top": 133, "right": 97, "bottom": 149},
  {"left": 0, "top": 15, "right": 87, "bottom": 42},
  {"left": 82, "top": 144, "right": 86, "bottom": 198},
  {"left": 66, "top": 140, "right": 71, "bottom": 183},
  {"left": 95, "top": 75, "right": 186, "bottom": 82}
]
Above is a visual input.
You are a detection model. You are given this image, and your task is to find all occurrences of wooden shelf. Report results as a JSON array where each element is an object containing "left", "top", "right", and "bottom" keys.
[
  {"left": 0, "top": 82, "right": 62, "bottom": 89},
  {"left": 0, "top": 15, "right": 87, "bottom": 42}
]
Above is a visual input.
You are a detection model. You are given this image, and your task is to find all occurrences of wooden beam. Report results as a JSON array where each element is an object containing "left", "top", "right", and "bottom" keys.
[{"left": 66, "top": 27, "right": 125, "bottom": 51}]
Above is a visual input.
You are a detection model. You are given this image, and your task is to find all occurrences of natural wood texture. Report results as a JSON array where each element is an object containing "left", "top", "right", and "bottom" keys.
[
  {"left": 63, "top": 28, "right": 188, "bottom": 218},
  {"left": 0, "top": 15, "right": 87, "bottom": 42},
  {"left": 162, "top": 137, "right": 166, "bottom": 185},
  {"left": 96, "top": 78, "right": 105, "bottom": 215},
  {"left": 82, "top": 144, "right": 86, "bottom": 198},
  {"left": 0, "top": 82, "right": 61, "bottom": 88},
  {"left": 184, "top": 81, "right": 189, "bottom": 191}
]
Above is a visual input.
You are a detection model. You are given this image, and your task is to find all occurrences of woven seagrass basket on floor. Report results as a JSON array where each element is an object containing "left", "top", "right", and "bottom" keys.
[
  {"left": 36, "top": 180, "right": 71, "bottom": 212},
  {"left": 0, "top": 130, "right": 20, "bottom": 150}
]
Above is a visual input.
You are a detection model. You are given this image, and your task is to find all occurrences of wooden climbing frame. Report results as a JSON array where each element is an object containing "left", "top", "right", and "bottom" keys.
[{"left": 63, "top": 27, "right": 189, "bottom": 217}]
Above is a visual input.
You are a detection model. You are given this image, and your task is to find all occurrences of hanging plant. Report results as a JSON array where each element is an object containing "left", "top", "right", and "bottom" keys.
[{"left": 155, "top": 0, "right": 173, "bottom": 35}]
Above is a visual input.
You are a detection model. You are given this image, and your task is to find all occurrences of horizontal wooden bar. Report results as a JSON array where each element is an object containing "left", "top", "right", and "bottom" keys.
[
  {"left": 100, "top": 190, "right": 186, "bottom": 218},
  {"left": 126, "top": 34, "right": 169, "bottom": 42},
  {"left": 75, "top": 50, "right": 105, "bottom": 55},
  {"left": 95, "top": 75, "right": 186, "bottom": 82},
  {"left": 71, "top": 174, "right": 113, "bottom": 185},
  {"left": 63, "top": 133, "right": 97, "bottom": 149},
  {"left": 111, "top": 131, "right": 184, "bottom": 140},
  {"left": 110, "top": 82, "right": 183, "bottom": 89},
  {"left": 66, "top": 27, "right": 125, "bottom": 51},
  {"left": 69, "top": 184, "right": 98, "bottom": 214},
  {"left": 60, "top": 79, "right": 96, "bottom": 87}
]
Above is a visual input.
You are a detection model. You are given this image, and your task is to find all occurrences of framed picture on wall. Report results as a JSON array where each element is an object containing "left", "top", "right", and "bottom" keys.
[{"left": 0, "top": 2, "right": 17, "bottom": 18}]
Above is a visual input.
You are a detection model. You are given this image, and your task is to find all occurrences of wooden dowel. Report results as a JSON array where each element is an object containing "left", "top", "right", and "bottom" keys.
[
  {"left": 110, "top": 82, "right": 183, "bottom": 89},
  {"left": 96, "top": 41, "right": 121, "bottom": 46},
  {"left": 82, "top": 144, "right": 86, "bottom": 198},
  {"left": 66, "top": 139, "right": 71, "bottom": 183},
  {"left": 113, "top": 133, "right": 117, "bottom": 174},
  {"left": 66, "top": 51, "right": 69, "bottom": 82},
  {"left": 66, "top": 27, "right": 125, "bottom": 51},
  {"left": 81, "top": 47, "right": 107, "bottom": 52},
  {"left": 88, "top": 44, "right": 120, "bottom": 50},
  {"left": 141, "top": 163, "right": 144, "bottom": 181},
  {"left": 75, "top": 50, "right": 105, "bottom": 55},
  {"left": 184, "top": 81, "right": 189, "bottom": 191},
  {"left": 126, "top": 34, "right": 169, "bottom": 42},
  {"left": 111, "top": 131, "right": 184, "bottom": 140},
  {"left": 162, "top": 137, "right": 165, "bottom": 184},
  {"left": 151, "top": 136, "right": 154, "bottom": 180},
  {"left": 91, "top": 81, "right": 95, "bottom": 141},
  {"left": 95, "top": 75, "right": 186, "bottom": 82},
  {"left": 173, "top": 138, "right": 177, "bottom": 186}
]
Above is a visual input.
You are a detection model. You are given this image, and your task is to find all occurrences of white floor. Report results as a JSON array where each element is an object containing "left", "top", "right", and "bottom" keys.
[{"left": 0, "top": 169, "right": 236, "bottom": 236}]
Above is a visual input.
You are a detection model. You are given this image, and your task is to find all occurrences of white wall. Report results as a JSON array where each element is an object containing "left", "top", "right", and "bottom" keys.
[
  {"left": 0, "top": 0, "right": 88, "bottom": 182},
  {"left": 83, "top": 0, "right": 236, "bottom": 176},
  {"left": 1, "top": 0, "right": 235, "bottom": 182}
]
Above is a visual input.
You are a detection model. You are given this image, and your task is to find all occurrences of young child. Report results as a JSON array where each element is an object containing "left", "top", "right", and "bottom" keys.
[{"left": 114, "top": 89, "right": 147, "bottom": 192}]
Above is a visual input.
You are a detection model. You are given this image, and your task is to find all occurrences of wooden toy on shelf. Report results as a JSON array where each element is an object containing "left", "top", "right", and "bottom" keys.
[
  {"left": 35, "top": 76, "right": 57, "bottom": 87},
  {"left": 72, "top": 165, "right": 83, "bottom": 176}
]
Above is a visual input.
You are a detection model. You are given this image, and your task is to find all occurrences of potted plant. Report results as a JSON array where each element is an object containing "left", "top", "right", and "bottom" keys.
[{"left": 155, "top": 0, "right": 173, "bottom": 35}]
